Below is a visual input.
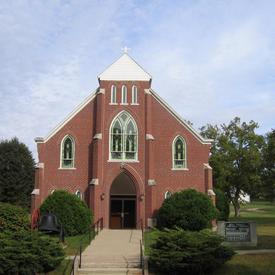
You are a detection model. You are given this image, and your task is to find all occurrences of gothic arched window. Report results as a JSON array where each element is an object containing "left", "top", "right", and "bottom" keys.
[
  {"left": 75, "top": 190, "right": 82, "bottom": 200},
  {"left": 61, "top": 135, "right": 75, "bottom": 168},
  {"left": 110, "top": 111, "right": 138, "bottom": 160},
  {"left": 111, "top": 85, "right": 117, "bottom": 104},
  {"left": 172, "top": 136, "right": 186, "bottom": 169},
  {"left": 121, "top": 85, "right": 127, "bottom": 104},
  {"left": 131, "top": 85, "right": 138, "bottom": 104}
]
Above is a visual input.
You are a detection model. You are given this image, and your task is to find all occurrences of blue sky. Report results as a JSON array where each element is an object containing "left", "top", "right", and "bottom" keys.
[{"left": 1, "top": 0, "right": 275, "bottom": 158}]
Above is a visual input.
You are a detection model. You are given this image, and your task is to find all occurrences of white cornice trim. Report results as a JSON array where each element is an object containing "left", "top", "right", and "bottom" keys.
[
  {"left": 144, "top": 89, "right": 151, "bottom": 95},
  {"left": 204, "top": 163, "right": 213, "bottom": 169},
  {"left": 149, "top": 89, "right": 213, "bottom": 145},
  {"left": 148, "top": 179, "right": 156, "bottom": 186},
  {"left": 31, "top": 189, "right": 40, "bottom": 195},
  {"left": 89, "top": 178, "right": 99, "bottom": 185},
  {"left": 146, "top": 134, "right": 154, "bottom": 140},
  {"left": 35, "top": 163, "right": 44, "bottom": 168},
  {"left": 98, "top": 88, "right": 105, "bottom": 94},
  {"left": 208, "top": 189, "right": 215, "bottom": 196},
  {"left": 93, "top": 133, "right": 102, "bottom": 140},
  {"left": 38, "top": 89, "right": 98, "bottom": 143}
]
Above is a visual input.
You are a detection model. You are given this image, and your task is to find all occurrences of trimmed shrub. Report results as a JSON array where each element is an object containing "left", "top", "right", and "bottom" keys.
[
  {"left": 40, "top": 190, "right": 93, "bottom": 236},
  {"left": 0, "top": 202, "right": 30, "bottom": 232},
  {"left": 149, "top": 228, "right": 234, "bottom": 274},
  {"left": 157, "top": 189, "right": 217, "bottom": 231},
  {"left": 0, "top": 230, "right": 64, "bottom": 275},
  {"left": 214, "top": 188, "right": 230, "bottom": 221}
]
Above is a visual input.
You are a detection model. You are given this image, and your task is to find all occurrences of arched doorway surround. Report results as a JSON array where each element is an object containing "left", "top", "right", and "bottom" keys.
[{"left": 109, "top": 172, "right": 137, "bottom": 229}]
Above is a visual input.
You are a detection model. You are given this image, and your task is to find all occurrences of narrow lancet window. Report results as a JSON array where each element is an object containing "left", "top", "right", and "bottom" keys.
[
  {"left": 111, "top": 85, "right": 117, "bottom": 104},
  {"left": 61, "top": 135, "right": 75, "bottom": 168},
  {"left": 132, "top": 85, "right": 138, "bottom": 104},
  {"left": 173, "top": 136, "right": 186, "bottom": 169},
  {"left": 121, "top": 85, "right": 127, "bottom": 104}
]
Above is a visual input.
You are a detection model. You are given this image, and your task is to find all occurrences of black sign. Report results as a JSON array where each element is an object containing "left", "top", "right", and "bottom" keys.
[{"left": 225, "top": 222, "right": 250, "bottom": 242}]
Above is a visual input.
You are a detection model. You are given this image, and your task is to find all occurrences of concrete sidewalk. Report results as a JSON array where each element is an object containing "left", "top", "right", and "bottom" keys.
[{"left": 78, "top": 229, "right": 143, "bottom": 274}]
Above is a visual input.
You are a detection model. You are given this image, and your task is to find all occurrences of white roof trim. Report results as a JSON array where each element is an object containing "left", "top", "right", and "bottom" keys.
[
  {"left": 38, "top": 89, "right": 98, "bottom": 143},
  {"left": 149, "top": 89, "right": 213, "bottom": 145},
  {"left": 98, "top": 53, "right": 152, "bottom": 81}
]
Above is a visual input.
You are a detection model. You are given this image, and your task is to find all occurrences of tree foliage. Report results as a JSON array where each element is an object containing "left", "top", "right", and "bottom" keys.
[
  {"left": 149, "top": 228, "right": 234, "bottom": 275},
  {"left": 261, "top": 129, "right": 275, "bottom": 201},
  {"left": 40, "top": 190, "right": 93, "bottom": 236},
  {"left": 214, "top": 188, "right": 230, "bottom": 221},
  {"left": 157, "top": 189, "right": 217, "bottom": 231},
  {"left": 200, "top": 117, "right": 264, "bottom": 216},
  {"left": 0, "top": 138, "right": 35, "bottom": 209}
]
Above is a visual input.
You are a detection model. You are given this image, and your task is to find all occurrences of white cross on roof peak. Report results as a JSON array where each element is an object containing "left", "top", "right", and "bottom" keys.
[{"left": 121, "top": 46, "right": 130, "bottom": 54}]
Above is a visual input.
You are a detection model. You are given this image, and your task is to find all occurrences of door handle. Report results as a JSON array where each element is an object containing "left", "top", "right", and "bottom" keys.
[{"left": 121, "top": 212, "right": 124, "bottom": 218}]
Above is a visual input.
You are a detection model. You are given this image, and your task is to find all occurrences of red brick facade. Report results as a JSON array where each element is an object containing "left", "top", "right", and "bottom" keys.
[{"left": 32, "top": 59, "right": 213, "bottom": 229}]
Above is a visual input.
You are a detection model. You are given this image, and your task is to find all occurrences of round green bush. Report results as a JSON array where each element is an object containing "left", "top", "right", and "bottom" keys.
[
  {"left": 0, "top": 230, "right": 64, "bottom": 274},
  {"left": 40, "top": 190, "right": 93, "bottom": 236},
  {"left": 214, "top": 188, "right": 230, "bottom": 221},
  {"left": 149, "top": 228, "right": 234, "bottom": 274},
  {"left": 157, "top": 189, "right": 217, "bottom": 231},
  {"left": 0, "top": 202, "right": 30, "bottom": 232}
]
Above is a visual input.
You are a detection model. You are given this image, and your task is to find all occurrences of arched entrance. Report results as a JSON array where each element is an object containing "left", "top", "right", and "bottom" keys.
[{"left": 110, "top": 173, "right": 136, "bottom": 229}]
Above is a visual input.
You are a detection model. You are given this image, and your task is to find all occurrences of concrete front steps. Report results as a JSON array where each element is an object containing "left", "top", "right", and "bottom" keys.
[
  {"left": 77, "top": 229, "right": 143, "bottom": 275},
  {"left": 77, "top": 267, "right": 142, "bottom": 274}
]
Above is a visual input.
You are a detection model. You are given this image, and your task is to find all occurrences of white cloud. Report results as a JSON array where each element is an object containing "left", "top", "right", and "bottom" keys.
[{"left": 0, "top": 0, "right": 275, "bottom": 159}]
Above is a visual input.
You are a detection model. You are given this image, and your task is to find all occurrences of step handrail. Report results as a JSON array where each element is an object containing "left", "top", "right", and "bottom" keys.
[{"left": 70, "top": 217, "right": 103, "bottom": 275}]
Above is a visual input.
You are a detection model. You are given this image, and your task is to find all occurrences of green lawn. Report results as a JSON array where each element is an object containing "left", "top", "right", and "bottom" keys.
[{"left": 212, "top": 254, "right": 275, "bottom": 275}]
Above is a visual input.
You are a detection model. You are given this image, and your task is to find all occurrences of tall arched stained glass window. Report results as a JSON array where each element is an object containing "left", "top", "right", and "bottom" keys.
[
  {"left": 110, "top": 111, "right": 138, "bottom": 160},
  {"left": 172, "top": 136, "right": 186, "bottom": 169},
  {"left": 61, "top": 135, "right": 75, "bottom": 168}
]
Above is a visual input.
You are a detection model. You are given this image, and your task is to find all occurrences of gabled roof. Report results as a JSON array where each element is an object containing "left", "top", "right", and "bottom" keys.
[
  {"left": 149, "top": 89, "right": 213, "bottom": 145},
  {"left": 98, "top": 53, "right": 152, "bottom": 81}
]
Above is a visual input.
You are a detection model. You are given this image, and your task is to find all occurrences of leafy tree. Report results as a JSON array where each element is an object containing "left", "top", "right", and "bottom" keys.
[
  {"left": 200, "top": 117, "right": 264, "bottom": 216},
  {"left": 157, "top": 189, "right": 217, "bottom": 231},
  {"left": 261, "top": 129, "right": 275, "bottom": 201},
  {"left": 0, "top": 138, "right": 35, "bottom": 209},
  {"left": 214, "top": 188, "right": 230, "bottom": 221}
]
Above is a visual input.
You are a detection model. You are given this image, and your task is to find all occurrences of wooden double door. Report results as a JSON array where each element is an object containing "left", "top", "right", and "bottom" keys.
[{"left": 110, "top": 196, "right": 136, "bottom": 229}]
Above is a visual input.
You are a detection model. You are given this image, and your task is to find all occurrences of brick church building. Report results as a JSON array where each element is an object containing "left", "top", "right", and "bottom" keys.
[{"left": 31, "top": 52, "right": 214, "bottom": 229}]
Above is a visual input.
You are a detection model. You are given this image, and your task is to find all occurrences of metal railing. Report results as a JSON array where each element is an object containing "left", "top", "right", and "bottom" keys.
[
  {"left": 70, "top": 217, "right": 103, "bottom": 275},
  {"left": 137, "top": 219, "right": 145, "bottom": 275}
]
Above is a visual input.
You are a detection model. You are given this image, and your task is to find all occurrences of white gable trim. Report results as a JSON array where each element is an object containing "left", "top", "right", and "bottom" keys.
[
  {"left": 149, "top": 89, "right": 213, "bottom": 145},
  {"left": 36, "top": 89, "right": 98, "bottom": 143},
  {"left": 98, "top": 53, "right": 152, "bottom": 81}
]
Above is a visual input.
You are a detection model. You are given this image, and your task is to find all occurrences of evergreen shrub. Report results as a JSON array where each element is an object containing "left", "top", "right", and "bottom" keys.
[
  {"left": 149, "top": 228, "right": 234, "bottom": 274},
  {"left": 214, "top": 188, "right": 230, "bottom": 221},
  {"left": 157, "top": 189, "right": 217, "bottom": 231},
  {"left": 0, "top": 202, "right": 30, "bottom": 232},
  {"left": 0, "top": 230, "right": 64, "bottom": 275},
  {"left": 40, "top": 190, "right": 93, "bottom": 236}
]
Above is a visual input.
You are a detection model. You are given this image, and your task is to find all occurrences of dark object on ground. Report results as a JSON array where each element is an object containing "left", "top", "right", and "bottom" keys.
[{"left": 38, "top": 213, "right": 65, "bottom": 242}]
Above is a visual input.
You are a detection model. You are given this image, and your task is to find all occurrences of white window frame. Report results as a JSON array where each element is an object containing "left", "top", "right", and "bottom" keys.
[
  {"left": 59, "top": 135, "right": 76, "bottom": 169},
  {"left": 75, "top": 190, "right": 82, "bottom": 200},
  {"left": 109, "top": 111, "right": 138, "bottom": 162},
  {"left": 131, "top": 85, "right": 138, "bottom": 105},
  {"left": 121, "top": 85, "right": 128, "bottom": 104},
  {"left": 110, "top": 85, "right": 117, "bottom": 104},
  {"left": 172, "top": 135, "right": 187, "bottom": 170},
  {"left": 164, "top": 191, "right": 172, "bottom": 199}
]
